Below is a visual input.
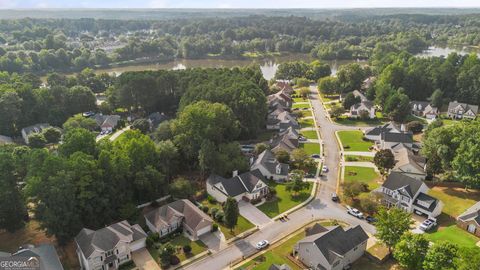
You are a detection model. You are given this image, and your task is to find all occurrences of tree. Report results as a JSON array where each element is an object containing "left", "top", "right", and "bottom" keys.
[
  {"left": 336, "top": 63, "right": 367, "bottom": 93},
  {"left": 374, "top": 149, "right": 395, "bottom": 178},
  {"left": 393, "top": 233, "right": 429, "bottom": 270},
  {"left": 359, "top": 195, "right": 379, "bottom": 214},
  {"left": 275, "top": 149, "right": 290, "bottom": 164},
  {"left": 65, "top": 85, "right": 96, "bottom": 115},
  {"left": 406, "top": 121, "right": 423, "bottom": 134},
  {"left": 223, "top": 197, "right": 239, "bottom": 231},
  {"left": 455, "top": 247, "right": 480, "bottom": 270},
  {"left": 384, "top": 92, "right": 410, "bottom": 122},
  {"left": 153, "top": 121, "right": 172, "bottom": 141},
  {"left": 375, "top": 207, "right": 413, "bottom": 252},
  {"left": 132, "top": 118, "right": 151, "bottom": 134},
  {"left": 342, "top": 92, "right": 361, "bottom": 109},
  {"left": 295, "top": 78, "right": 310, "bottom": 88},
  {"left": 430, "top": 89, "right": 444, "bottom": 108},
  {"left": 63, "top": 115, "right": 97, "bottom": 131},
  {"left": 452, "top": 122, "right": 480, "bottom": 187},
  {"left": 169, "top": 177, "right": 194, "bottom": 199},
  {"left": 286, "top": 170, "right": 309, "bottom": 196},
  {"left": 42, "top": 127, "right": 62, "bottom": 144},
  {"left": 330, "top": 105, "right": 345, "bottom": 119},
  {"left": 423, "top": 242, "right": 458, "bottom": 270},
  {"left": 318, "top": 76, "right": 339, "bottom": 96},
  {"left": 60, "top": 128, "right": 96, "bottom": 157},
  {"left": 160, "top": 243, "right": 175, "bottom": 267},
  {"left": 343, "top": 181, "right": 366, "bottom": 201},
  {"left": 290, "top": 149, "right": 313, "bottom": 170},
  {"left": 28, "top": 133, "right": 47, "bottom": 148},
  {"left": 298, "top": 87, "right": 310, "bottom": 99},
  {"left": 254, "top": 143, "right": 268, "bottom": 155}
]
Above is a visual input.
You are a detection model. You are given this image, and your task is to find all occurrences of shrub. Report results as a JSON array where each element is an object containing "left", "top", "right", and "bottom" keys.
[
  {"left": 170, "top": 255, "right": 180, "bottom": 266},
  {"left": 202, "top": 205, "right": 209, "bottom": 213},
  {"left": 183, "top": 245, "right": 192, "bottom": 253},
  {"left": 207, "top": 195, "right": 217, "bottom": 204},
  {"left": 406, "top": 121, "right": 424, "bottom": 134},
  {"left": 210, "top": 207, "right": 219, "bottom": 217},
  {"left": 215, "top": 210, "right": 224, "bottom": 222},
  {"left": 211, "top": 223, "right": 219, "bottom": 232}
]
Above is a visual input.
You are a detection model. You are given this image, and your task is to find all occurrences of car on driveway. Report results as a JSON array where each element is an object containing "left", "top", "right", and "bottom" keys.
[
  {"left": 346, "top": 206, "right": 364, "bottom": 219},
  {"left": 419, "top": 218, "right": 437, "bottom": 231},
  {"left": 256, "top": 240, "right": 269, "bottom": 250},
  {"left": 366, "top": 216, "right": 377, "bottom": 223},
  {"left": 331, "top": 192, "right": 339, "bottom": 202}
]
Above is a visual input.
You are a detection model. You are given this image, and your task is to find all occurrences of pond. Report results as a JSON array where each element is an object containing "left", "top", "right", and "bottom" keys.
[{"left": 417, "top": 45, "right": 479, "bottom": 58}]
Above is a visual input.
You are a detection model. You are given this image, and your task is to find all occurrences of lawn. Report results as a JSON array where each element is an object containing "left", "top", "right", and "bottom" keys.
[
  {"left": 334, "top": 116, "right": 385, "bottom": 127},
  {"left": 425, "top": 225, "right": 480, "bottom": 249},
  {"left": 300, "top": 130, "right": 318, "bottom": 140},
  {"left": 299, "top": 118, "right": 315, "bottom": 128},
  {"left": 258, "top": 181, "right": 313, "bottom": 218},
  {"left": 427, "top": 186, "right": 480, "bottom": 217},
  {"left": 293, "top": 97, "right": 308, "bottom": 103},
  {"left": 148, "top": 235, "right": 207, "bottom": 264},
  {"left": 299, "top": 110, "right": 313, "bottom": 117},
  {"left": 292, "top": 103, "right": 310, "bottom": 109},
  {"left": 344, "top": 166, "right": 380, "bottom": 190},
  {"left": 236, "top": 220, "right": 339, "bottom": 270},
  {"left": 337, "top": 130, "right": 373, "bottom": 152},
  {"left": 344, "top": 155, "right": 374, "bottom": 162},
  {"left": 199, "top": 199, "right": 255, "bottom": 240},
  {"left": 299, "top": 143, "right": 320, "bottom": 156},
  {"left": 320, "top": 93, "right": 340, "bottom": 102}
]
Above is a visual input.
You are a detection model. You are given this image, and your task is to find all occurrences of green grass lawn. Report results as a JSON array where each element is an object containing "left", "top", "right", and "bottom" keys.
[
  {"left": 148, "top": 235, "right": 207, "bottom": 263},
  {"left": 344, "top": 166, "right": 380, "bottom": 190},
  {"left": 337, "top": 130, "right": 373, "bottom": 152},
  {"left": 199, "top": 200, "right": 255, "bottom": 240},
  {"left": 300, "top": 130, "right": 318, "bottom": 140},
  {"left": 292, "top": 103, "right": 310, "bottom": 109},
  {"left": 258, "top": 181, "right": 313, "bottom": 218},
  {"left": 299, "top": 118, "right": 315, "bottom": 128},
  {"left": 425, "top": 225, "right": 480, "bottom": 249},
  {"left": 344, "top": 155, "right": 374, "bottom": 162},
  {"left": 293, "top": 97, "right": 308, "bottom": 103},
  {"left": 299, "top": 110, "right": 313, "bottom": 117},
  {"left": 320, "top": 93, "right": 340, "bottom": 102},
  {"left": 334, "top": 116, "right": 386, "bottom": 127},
  {"left": 299, "top": 143, "right": 320, "bottom": 155},
  {"left": 427, "top": 186, "right": 480, "bottom": 217}
]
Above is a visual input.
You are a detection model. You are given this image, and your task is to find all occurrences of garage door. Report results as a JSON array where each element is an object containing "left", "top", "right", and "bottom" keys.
[
  {"left": 197, "top": 225, "right": 212, "bottom": 237},
  {"left": 130, "top": 239, "right": 146, "bottom": 251}
]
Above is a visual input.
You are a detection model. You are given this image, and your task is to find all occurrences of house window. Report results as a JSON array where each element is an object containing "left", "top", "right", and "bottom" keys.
[{"left": 106, "top": 250, "right": 113, "bottom": 257}]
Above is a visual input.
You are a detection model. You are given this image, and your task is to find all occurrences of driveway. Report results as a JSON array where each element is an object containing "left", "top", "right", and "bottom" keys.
[
  {"left": 131, "top": 248, "right": 160, "bottom": 270},
  {"left": 200, "top": 231, "right": 227, "bottom": 252},
  {"left": 238, "top": 200, "right": 272, "bottom": 227}
]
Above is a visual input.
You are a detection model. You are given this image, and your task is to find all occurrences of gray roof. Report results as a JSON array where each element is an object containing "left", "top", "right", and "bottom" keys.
[
  {"left": 381, "top": 131, "right": 413, "bottom": 144},
  {"left": 75, "top": 220, "right": 146, "bottom": 259},
  {"left": 148, "top": 112, "right": 168, "bottom": 128},
  {"left": 305, "top": 223, "right": 329, "bottom": 236},
  {"left": 0, "top": 135, "right": 13, "bottom": 144},
  {"left": 269, "top": 264, "right": 292, "bottom": 270},
  {"left": 252, "top": 149, "right": 289, "bottom": 176},
  {"left": 94, "top": 114, "right": 121, "bottom": 128},
  {"left": 413, "top": 192, "right": 439, "bottom": 212},
  {"left": 411, "top": 101, "right": 430, "bottom": 111},
  {"left": 145, "top": 199, "right": 213, "bottom": 232},
  {"left": 10, "top": 244, "right": 64, "bottom": 270},
  {"left": 21, "top": 123, "right": 50, "bottom": 136},
  {"left": 298, "top": 225, "right": 368, "bottom": 264},
  {"left": 448, "top": 101, "right": 479, "bottom": 115},
  {"left": 207, "top": 169, "right": 266, "bottom": 197},
  {"left": 365, "top": 122, "right": 401, "bottom": 136},
  {"left": 270, "top": 132, "right": 299, "bottom": 153},
  {"left": 458, "top": 201, "right": 480, "bottom": 225},
  {"left": 382, "top": 172, "right": 424, "bottom": 198}
]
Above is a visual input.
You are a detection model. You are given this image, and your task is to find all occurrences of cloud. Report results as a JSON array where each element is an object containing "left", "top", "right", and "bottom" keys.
[{"left": 148, "top": 0, "right": 169, "bottom": 8}]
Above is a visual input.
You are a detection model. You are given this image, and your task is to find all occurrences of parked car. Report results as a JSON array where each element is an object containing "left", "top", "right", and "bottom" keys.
[
  {"left": 346, "top": 206, "right": 364, "bottom": 219},
  {"left": 322, "top": 165, "right": 328, "bottom": 173},
  {"left": 256, "top": 240, "right": 269, "bottom": 250},
  {"left": 419, "top": 218, "right": 437, "bottom": 231},
  {"left": 305, "top": 173, "right": 315, "bottom": 178},
  {"left": 366, "top": 216, "right": 377, "bottom": 223},
  {"left": 311, "top": 154, "right": 321, "bottom": 159},
  {"left": 331, "top": 192, "right": 339, "bottom": 202},
  {"left": 82, "top": 111, "right": 95, "bottom": 117},
  {"left": 299, "top": 136, "right": 307, "bottom": 142}
]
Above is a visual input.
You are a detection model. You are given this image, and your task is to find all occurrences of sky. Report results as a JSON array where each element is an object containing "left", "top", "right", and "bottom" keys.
[{"left": 0, "top": 0, "right": 480, "bottom": 9}]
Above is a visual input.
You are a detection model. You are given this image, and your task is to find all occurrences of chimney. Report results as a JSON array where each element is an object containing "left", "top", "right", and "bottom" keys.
[
  {"left": 232, "top": 170, "right": 238, "bottom": 177},
  {"left": 249, "top": 156, "right": 254, "bottom": 166}
]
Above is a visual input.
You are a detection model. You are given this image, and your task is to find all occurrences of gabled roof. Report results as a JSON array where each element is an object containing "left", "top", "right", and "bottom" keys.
[
  {"left": 207, "top": 169, "right": 266, "bottom": 197},
  {"left": 365, "top": 122, "right": 400, "bottom": 136},
  {"left": 351, "top": 101, "right": 374, "bottom": 112},
  {"left": 410, "top": 101, "right": 430, "bottom": 111},
  {"left": 21, "top": 123, "right": 50, "bottom": 136},
  {"left": 305, "top": 223, "right": 329, "bottom": 236},
  {"left": 270, "top": 133, "right": 298, "bottom": 153},
  {"left": 145, "top": 199, "right": 213, "bottom": 232},
  {"left": 298, "top": 225, "right": 368, "bottom": 264},
  {"left": 382, "top": 172, "right": 424, "bottom": 198},
  {"left": 413, "top": 192, "right": 439, "bottom": 212},
  {"left": 252, "top": 149, "right": 289, "bottom": 176},
  {"left": 458, "top": 201, "right": 480, "bottom": 225},
  {"left": 352, "top": 90, "right": 368, "bottom": 102},
  {"left": 10, "top": 244, "right": 64, "bottom": 270},
  {"left": 381, "top": 131, "right": 413, "bottom": 144},
  {"left": 392, "top": 145, "right": 426, "bottom": 175},
  {"left": 75, "top": 220, "right": 146, "bottom": 259},
  {"left": 269, "top": 264, "right": 292, "bottom": 270},
  {"left": 448, "top": 101, "right": 479, "bottom": 115}
]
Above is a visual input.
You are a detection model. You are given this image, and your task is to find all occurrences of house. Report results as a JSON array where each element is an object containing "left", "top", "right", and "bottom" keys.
[
  {"left": 377, "top": 172, "right": 443, "bottom": 217},
  {"left": 365, "top": 122, "right": 413, "bottom": 150},
  {"left": 94, "top": 114, "right": 121, "bottom": 132},
  {"left": 362, "top": 77, "right": 376, "bottom": 90},
  {"left": 251, "top": 149, "right": 289, "bottom": 182},
  {"left": 21, "top": 123, "right": 50, "bottom": 144},
  {"left": 144, "top": 199, "right": 213, "bottom": 241},
  {"left": 457, "top": 201, "right": 480, "bottom": 237},
  {"left": 447, "top": 101, "right": 478, "bottom": 119},
  {"left": 266, "top": 111, "right": 299, "bottom": 131},
  {"left": 411, "top": 101, "right": 439, "bottom": 119},
  {"left": 0, "top": 135, "right": 13, "bottom": 145},
  {"left": 294, "top": 224, "right": 369, "bottom": 270},
  {"left": 206, "top": 169, "right": 269, "bottom": 203},
  {"left": 147, "top": 112, "right": 168, "bottom": 130},
  {"left": 270, "top": 127, "right": 299, "bottom": 153},
  {"left": 269, "top": 264, "right": 292, "bottom": 270},
  {"left": 274, "top": 81, "right": 295, "bottom": 95},
  {"left": 391, "top": 144, "right": 427, "bottom": 180},
  {"left": 75, "top": 220, "right": 147, "bottom": 270},
  {"left": 350, "top": 101, "right": 375, "bottom": 119},
  {"left": 267, "top": 90, "right": 292, "bottom": 110},
  {"left": 0, "top": 244, "right": 64, "bottom": 270}
]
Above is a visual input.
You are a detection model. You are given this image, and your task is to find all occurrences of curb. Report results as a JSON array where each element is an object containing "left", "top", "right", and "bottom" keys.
[{"left": 271, "top": 181, "right": 318, "bottom": 221}]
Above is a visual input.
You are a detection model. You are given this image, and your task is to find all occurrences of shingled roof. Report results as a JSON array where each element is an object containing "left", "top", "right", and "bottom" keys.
[
  {"left": 382, "top": 172, "right": 424, "bottom": 198},
  {"left": 458, "top": 201, "right": 480, "bottom": 225},
  {"left": 207, "top": 169, "right": 266, "bottom": 197}
]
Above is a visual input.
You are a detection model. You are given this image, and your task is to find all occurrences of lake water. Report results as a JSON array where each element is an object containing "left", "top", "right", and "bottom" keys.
[
  {"left": 416, "top": 45, "right": 479, "bottom": 58},
  {"left": 91, "top": 54, "right": 367, "bottom": 80}
]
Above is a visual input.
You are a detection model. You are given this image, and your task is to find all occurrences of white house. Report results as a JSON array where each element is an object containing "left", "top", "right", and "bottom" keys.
[
  {"left": 447, "top": 101, "right": 478, "bottom": 119},
  {"left": 21, "top": 123, "right": 50, "bottom": 144},
  {"left": 411, "top": 101, "right": 439, "bottom": 119},
  {"left": 144, "top": 199, "right": 213, "bottom": 241},
  {"left": 75, "top": 220, "right": 146, "bottom": 270},
  {"left": 364, "top": 122, "right": 413, "bottom": 150},
  {"left": 251, "top": 149, "right": 289, "bottom": 182},
  {"left": 294, "top": 224, "right": 369, "bottom": 270},
  {"left": 377, "top": 172, "right": 443, "bottom": 218},
  {"left": 206, "top": 169, "right": 269, "bottom": 203},
  {"left": 349, "top": 101, "right": 375, "bottom": 119},
  {"left": 94, "top": 114, "right": 121, "bottom": 132}
]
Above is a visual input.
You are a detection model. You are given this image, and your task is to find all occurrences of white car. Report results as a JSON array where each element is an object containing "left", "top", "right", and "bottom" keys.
[
  {"left": 322, "top": 165, "right": 328, "bottom": 173},
  {"left": 419, "top": 218, "right": 437, "bottom": 231},
  {"left": 255, "top": 240, "right": 269, "bottom": 250},
  {"left": 346, "top": 206, "right": 364, "bottom": 219}
]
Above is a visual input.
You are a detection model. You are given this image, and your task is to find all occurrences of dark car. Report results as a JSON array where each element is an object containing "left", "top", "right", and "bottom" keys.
[
  {"left": 331, "top": 192, "right": 339, "bottom": 202},
  {"left": 366, "top": 216, "right": 377, "bottom": 223}
]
